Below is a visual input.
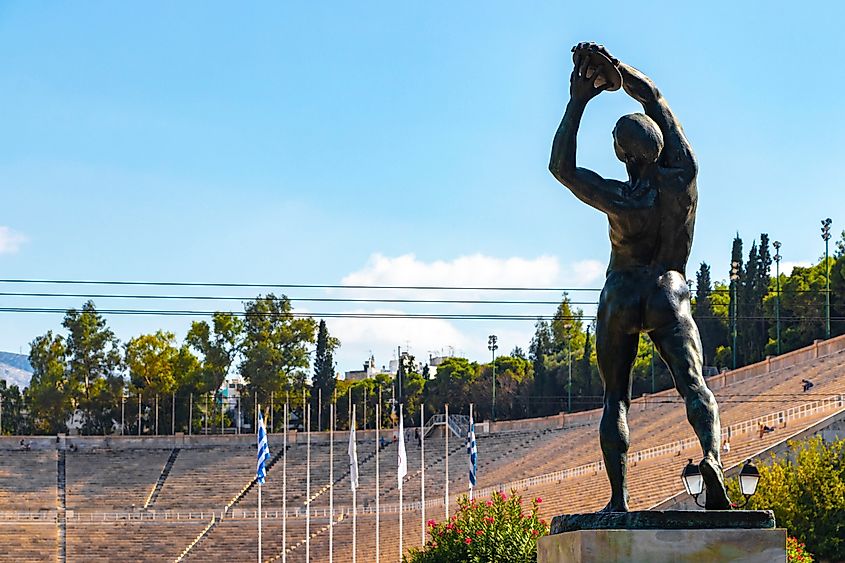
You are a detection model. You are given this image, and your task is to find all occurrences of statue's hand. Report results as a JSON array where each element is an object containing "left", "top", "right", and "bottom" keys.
[
  {"left": 574, "top": 42, "right": 619, "bottom": 66},
  {"left": 570, "top": 42, "right": 617, "bottom": 102},
  {"left": 569, "top": 64, "right": 611, "bottom": 102}
]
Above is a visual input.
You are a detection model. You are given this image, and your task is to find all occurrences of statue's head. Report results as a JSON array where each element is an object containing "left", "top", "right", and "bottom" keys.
[{"left": 613, "top": 113, "right": 663, "bottom": 165}]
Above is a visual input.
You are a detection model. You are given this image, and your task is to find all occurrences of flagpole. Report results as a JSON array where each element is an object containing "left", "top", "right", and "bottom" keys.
[
  {"left": 329, "top": 400, "right": 334, "bottom": 563},
  {"left": 421, "top": 402, "right": 425, "bottom": 545},
  {"left": 256, "top": 406, "right": 270, "bottom": 563},
  {"left": 258, "top": 404, "right": 262, "bottom": 563},
  {"left": 398, "top": 406, "right": 404, "bottom": 562},
  {"left": 375, "top": 391, "right": 381, "bottom": 563},
  {"left": 306, "top": 398, "right": 311, "bottom": 562},
  {"left": 444, "top": 403, "right": 449, "bottom": 520},
  {"left": 352, "top": 404, "right": 357, "bottom": 563},
  {"left": 282, "top": 401, "right": 288, "bottom": 563},
  {"left": 468, "top": 403, "right": 473, "bottom": 501}
]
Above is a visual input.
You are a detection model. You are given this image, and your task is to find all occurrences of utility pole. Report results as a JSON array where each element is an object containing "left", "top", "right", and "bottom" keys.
[
  {"left": 773, "top": 241, "right": 782, "bottom": 354},
  {"left": 650, "top": 340, "right": 655, "bottom": 393},
  {"left": 487, "top": 335, "right": 498, "bottom": 420},
  {"left": 730, "top": 261, "right": 740, "bottom": 369},
  {"left": 822, "top": 218, "right": 832, "bottom": 339}
]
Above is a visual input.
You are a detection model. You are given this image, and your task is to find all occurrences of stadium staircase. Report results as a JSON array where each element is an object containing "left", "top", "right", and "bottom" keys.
[
  {"left": 143, "top": 447, "right": 180, "bottom": 510},
  {"left": 57, "top": 449, "right": 66, "bottom": 563},
  {"left": 174, "top": 515, "right": 218, "bottom": 562},
  {"left": 423, "top": 413, "right": 469, "bottom": 438},
  {"left": 303, "top": 439, "right": 390, "bottom": 507},
  {"left": 225, "top": 444, "right": 290, "bottom": 513}
]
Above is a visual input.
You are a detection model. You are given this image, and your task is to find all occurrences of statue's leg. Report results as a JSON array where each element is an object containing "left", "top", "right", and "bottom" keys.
[
  {"left": 647, "top": 273, "right": 731, "bottom": 510},
  {"left": 596, "top": 299, "right": 639, "bottom": 513}
]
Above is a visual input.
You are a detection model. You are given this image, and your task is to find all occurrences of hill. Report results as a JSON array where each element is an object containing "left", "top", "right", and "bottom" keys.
[{"left": 0, "top": 352, "right": 32, "bottom": 389}]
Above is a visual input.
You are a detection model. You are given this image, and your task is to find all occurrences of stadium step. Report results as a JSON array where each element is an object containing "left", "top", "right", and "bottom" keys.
[
  {"left": 57, "top": 449, "right": 66, "bottom": 563},
  {"left": 144, "top": 447, "right": 181, "bottom": 510},
  {"left": 226, "top": 444, "right": 291, "bottom": 512},
  {"left": 303, "top": 439, "right": 388, "bottom": 506}
]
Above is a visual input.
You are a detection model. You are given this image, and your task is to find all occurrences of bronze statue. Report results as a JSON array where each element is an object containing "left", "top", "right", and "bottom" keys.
[{"left": 549, "top": 43, "right": 731, "bottom": 511}]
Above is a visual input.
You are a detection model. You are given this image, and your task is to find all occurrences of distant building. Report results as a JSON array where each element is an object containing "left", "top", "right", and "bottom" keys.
[{"left": 345, "top": 355, "right": 381, "bottom": 381}]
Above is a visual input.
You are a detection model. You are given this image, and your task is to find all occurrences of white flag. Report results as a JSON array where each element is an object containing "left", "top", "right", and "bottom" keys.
[
  {"left": 348, "top": 416, "right": 359, "bottom": 490},
  {"left": 397, "top": 409, "right": 407, "bottom": 490}
]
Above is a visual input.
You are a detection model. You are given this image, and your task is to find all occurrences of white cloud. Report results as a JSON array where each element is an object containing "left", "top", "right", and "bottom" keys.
[
  {"left": 342, "top": 253, "right": 604, "bottom": 290},
  {"left": 779, "top": 261, "right": 812, "bottom": 275},
  {"left": 328, "top": 308, "right": 469, "bottom": 370},
  {"left": 326, "top": 253, "right": 604, "bottom": 372},
  {"left": 0, "top": 227, "right": 26, "bottom": 254}
]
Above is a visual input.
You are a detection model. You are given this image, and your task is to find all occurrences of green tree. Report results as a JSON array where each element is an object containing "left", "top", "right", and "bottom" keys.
[
  {"left": 62, "top": 301, "right": 123, "bottom": 434},
  {"left": 311, "top": 320, "right": 339, "bottom": 430},
  {"left": 172, "top": 344, "right": 203, "bottom": 433},
  {"left": 728, "top": 437, "right": 844, "bottom": 560},
  {"left": 0, "top": 380, "right": 27, "bottom": 435},
  {"left": 529, "top": 320, "right": 553, "bottom": 417},
  {"left": 27, "top": 331, "right": 72, "bottom": 434},
  {"left": 472, "top": 355, "right": 532, "bottom": 420},
  {"left": 550, "top": 293, "right": 583, "bottom": 353},
  {"left": 125, "top": 331, "right": 179, "bottom": 434},
  {"left": 778, "top": 264, "right": 828, "bottom": 352},
  {"left": 239, "top": 294, "right": 317, "bottom": 425},
  {"left": 187, "top": 312, "right": 243, "bottom": 417},
  {"left": 693, "top": 262, "right": 726, "bottom": 367},
  {"left": 422, "top": 356, "right": 478, "bottom": 416}
]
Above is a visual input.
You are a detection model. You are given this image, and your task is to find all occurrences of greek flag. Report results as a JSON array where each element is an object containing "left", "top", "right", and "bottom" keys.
[
  {"left": 467, "top": 410, "right": 477, "bottom": 489},
  {"left": 256, "top": 410, "right": 271, "bottom": 485}
]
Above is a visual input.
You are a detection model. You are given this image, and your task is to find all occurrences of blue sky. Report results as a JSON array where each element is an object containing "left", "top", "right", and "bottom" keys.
[{"left": 1, "top": 1, "right": 843, "bottom": 373}]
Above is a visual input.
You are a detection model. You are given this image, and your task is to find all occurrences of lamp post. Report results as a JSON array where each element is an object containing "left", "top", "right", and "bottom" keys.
[
  {"left": 730, "top": 261, "right": 740, "bottom": 369},
  {"left": 773, "top": 241, "right": 782, "bottom": 355},
  {"left": 121, "top": 387, "right": 127, "bottom": 436},
  {"left": 562, "top": 323, "right": 573, "bottom": 412},
  {"left": 650, "top": 340, "right": 655, "bottom": 393},
  {"left": 822, "top": 218, "right": 832, "bottom": 340},
  {"left": 682, "top": 458, "right": 760, "bottom": 509},
  {"left": 488, "top": 335, "right": 498, "bottom": 420}
]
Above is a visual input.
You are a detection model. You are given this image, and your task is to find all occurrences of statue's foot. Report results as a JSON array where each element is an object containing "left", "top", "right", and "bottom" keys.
[
  {"left": 699, "top": 455, "right": 731, "bottom": 510},
  {"left": 598, "top": 498, "right": 629, "bottom": 513}
]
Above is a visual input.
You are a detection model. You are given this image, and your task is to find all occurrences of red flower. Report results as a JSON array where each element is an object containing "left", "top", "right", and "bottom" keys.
[
  {"left": 465, "top": 537, "right": 472, "bottom": 545},
  {"left": 427, "top": 519, "right": 436, "bottom": 528},
  {"left": 531, "top": 530, "right": 538, "bottom": 536},
  {"left": 535, "top": 497, "right": 543, "bottom": 503},
  {"left": 476, "top": 529, "right": 483, "bottom": 536},
  {"left": 485, "top": 500, "right": 493, "bottom": 507},
  {"left": 445, "top": 523, "right": 454, "bottom": 531},
  {"left": 484, "top": 516, "right": 494, "bottom": 524}
]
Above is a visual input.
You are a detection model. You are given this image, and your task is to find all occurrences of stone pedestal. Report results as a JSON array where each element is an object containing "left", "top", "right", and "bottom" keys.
[{"left": 538, "top": 511, "right": 786, "bottom": 563}]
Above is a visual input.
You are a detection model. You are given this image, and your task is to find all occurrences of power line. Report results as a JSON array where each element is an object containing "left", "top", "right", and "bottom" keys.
[
  {"left": 0, "top": 291, "right": 595, "bottom": 306},
  {"left": 0, "top": 305, "right": 842, "bottom": 322},
  {"left": 0, "top": 278, "right": 831, "bottom": 294},
  {"left": 0, "top": 278, "right": 601, "bottom": 292}
]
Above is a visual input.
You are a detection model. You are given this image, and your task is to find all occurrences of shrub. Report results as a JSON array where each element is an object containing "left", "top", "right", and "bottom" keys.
[
  {"left": 786, "top": 536, "right": 813, "bottom": 563},
  {"left": 404, "top": 490, "right": 548, "bottom": 563},
  {"left": 726, "top": 436, "right": 843, "bottom": 560}
]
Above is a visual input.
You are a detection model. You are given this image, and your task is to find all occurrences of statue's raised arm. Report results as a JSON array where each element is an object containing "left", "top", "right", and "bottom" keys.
[
  {"left": 548, "top": 45, "right": 632, "bottom": 216},
  {"left": 617, "top": 60, "right": 698, "bottom": 180}
]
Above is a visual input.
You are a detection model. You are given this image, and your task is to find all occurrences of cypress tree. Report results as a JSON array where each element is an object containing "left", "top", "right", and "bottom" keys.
[
  {"left": 529, "top": 319, "right": 552, "bottom": 416},
  {"left": 312, "top": 320, "right": 336, "bottom": 430}
]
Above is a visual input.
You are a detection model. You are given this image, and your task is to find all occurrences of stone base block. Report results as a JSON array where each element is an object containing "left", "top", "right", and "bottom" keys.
[{"left": 538, "top": 528, "right": 786, "bottom": 563}]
